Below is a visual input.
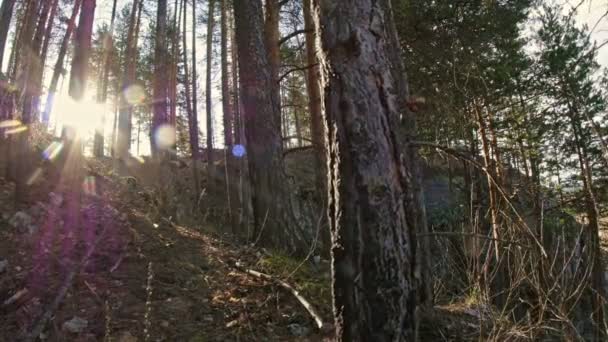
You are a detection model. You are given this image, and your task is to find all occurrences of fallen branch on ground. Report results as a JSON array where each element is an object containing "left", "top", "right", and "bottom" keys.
[{"left": 233, "top": 262, "right": 331, "bottom": 333}]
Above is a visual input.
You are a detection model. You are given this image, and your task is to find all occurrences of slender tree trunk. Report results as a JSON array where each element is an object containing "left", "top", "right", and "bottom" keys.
[
  {"left": 0, "top": 0, "right": 16, "bottom": 71},
  {"left": 6, "top": 1, "right": 25, "bottom": 80},
  {"left": 221, "top": 0, "right": 232, "bottom": 148},
  {"left": 231, "top": 12, "right": 241, "bottom": 146},
  {"left": 303, "top": 0, "right": 325, "bottom": 194},
  {"left": 233, "top": 0, "right": 310, "bottom": 252},
  {"left": 93, "top": 0, "right": 118, "bottom": 157},
  {"left": 116, "top": 0, "right": 142, "bottom": 164},
  {"left": 314, "top": 1, "right": 417, "bottom": 339},
  {"left": 182, "top": 0, "right": 200, "bottom": 194},
  {"left": 569, "top": 110, "right": 605, "bottom": 340},
  {"left": 68, "top": 0, "right": 96, "bottom": 101},
  {"left": 42, "top": 0, "right": 82, "bottom": 124},
  {"left": 206, "top": 0, "right": 215, "bottom": 172},
  {"left": 191, "top": 0, "right": 200, "bottom": 162},
  {"left": 152, "top": 0, "right": 168, "bottom": 156},
  {"left": 264, "top": 0, "right": 281, "bottom": 128}
]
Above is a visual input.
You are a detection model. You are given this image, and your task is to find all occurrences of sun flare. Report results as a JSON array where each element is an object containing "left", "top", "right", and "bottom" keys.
[{"left": 53, "top": 94, "right": 107, "bottom": 137}]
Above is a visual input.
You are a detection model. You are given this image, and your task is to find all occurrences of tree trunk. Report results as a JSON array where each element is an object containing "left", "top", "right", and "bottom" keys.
[
  {"left": 303, "top": 0, "right": 325, "bottom": 195},
  {"left": 68, "top": 0, "right": 96, "bottom": 101},
  {"left": 191, "top": 0, "right": 200, "bottom": 162},
  {"left": 264, "top": 0, "right": 281, "bottom": 129},
  {"left": 233, "top": 0, "right": 310, "bottom": 252},
  {"left": 14, "top": 0, "right": 40, "bottom": 204},
  {"left": 116, "top": 0, "right": 142, "bottom": 163},
  {"left": 569, "top": 110, "right": 605, "bottom": 340},
  {"left": 221, "top": 0, "right": 232, "bottom": 148},
  {"left": 314, "top": 1, "right": 417, "bottom": 339},
  {"left": 182, "top": 0, "right": 199, "bottom": 194},
  {"left": 206, "top": 0, "right": 215, "bottom": 173},
  {"left": 152, "top": 0, "right": 168, "bottom": 156},
  {"left": 42, "top": 0, "right": 81, "bottom": 124},
  {"left": 93, "top": 0, "right": 118, "bottom": 157},
  {"left": 0, "top": 0, "right": 16, "bottom": 71}
]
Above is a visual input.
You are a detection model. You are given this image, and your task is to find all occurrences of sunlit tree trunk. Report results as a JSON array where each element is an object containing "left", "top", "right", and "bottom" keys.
[
  {"left": 68, "top": 0, "right": 96, "bottom": 101},
  {"left": 314, "top": 0, "right": 418, "bottom": 339},
  {"left": 0, "top": 0, "right": 16, "bottom": 71}
]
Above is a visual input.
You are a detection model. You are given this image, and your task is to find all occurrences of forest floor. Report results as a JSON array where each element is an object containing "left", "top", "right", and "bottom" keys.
[
  {"left": 0, "top": 151, "right": 337, "bottom": 341},
  {"left": 0, "top": 146, "right": 517, "bottom": 341}
]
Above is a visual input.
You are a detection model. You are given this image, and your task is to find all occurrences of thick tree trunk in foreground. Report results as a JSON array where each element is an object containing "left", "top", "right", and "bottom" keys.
[
  {"left": 233, "top": 0, "right": 309, "bottom": 252},
  {"left": 315, "top": 1, "right": 417, "bottom": 340},
  {"left": 0, "top": 0, "right": 16, "bottom": 71},
  {"left": 68, "top": 0, "right": 96, "bottom": 100}
]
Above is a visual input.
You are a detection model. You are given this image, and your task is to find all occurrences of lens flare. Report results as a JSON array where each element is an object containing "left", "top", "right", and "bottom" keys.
[
  {"left": 43, "top": 141, "right": 64, "bottom": 161},
  {"left": 0, "top": 120, "right": 21, "bottom": 128},
  {"left": 232, "top": 144, "right": 246, "bottom": 158},
  {"left": 154, "top": 124, "right": 176, "bottom": 150},
  {"left": 83, "top": 176, "right": 96, "bottom": 196},
  {"left": 26, "top": 168, "right": 43, "bottom": 185},
  {"left": 124, "top": 84, "right": 146, "bottom": 105},
  {"left": 4, "top": 125, "right": 27, "bottom": 136}
]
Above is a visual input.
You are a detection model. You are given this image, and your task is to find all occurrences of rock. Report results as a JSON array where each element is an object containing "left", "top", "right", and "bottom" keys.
[
  {"left": 203, "top": 315, "right": 214, "bottom": 322},
  {"left": 0, "top": 259, "right": 7, "bottom": 273},
  {"left": 62, "top": 316, "right": 88, "bottom": 334},
  {"left": 9, "top": 211, "right": 38, "bottom": 234},
  {"left": 49, "top": 192, "right": 63, "bottom": 207},
  {"left": 116, "top": 331, "right": 138, "bottom": 342},
  {"left": 160, "top": 320, "right": 170, "bottom": 328},
  {"left": 288, "top": 323, "right": 310, "bottom": 337}
]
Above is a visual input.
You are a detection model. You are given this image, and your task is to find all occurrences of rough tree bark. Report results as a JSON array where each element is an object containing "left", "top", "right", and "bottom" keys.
[
  {"left": 314, "top": 0, "right": 418, "bottom": 340},
  {"left": 68, "top": 0, "right": 96, "bottom": 101}
]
